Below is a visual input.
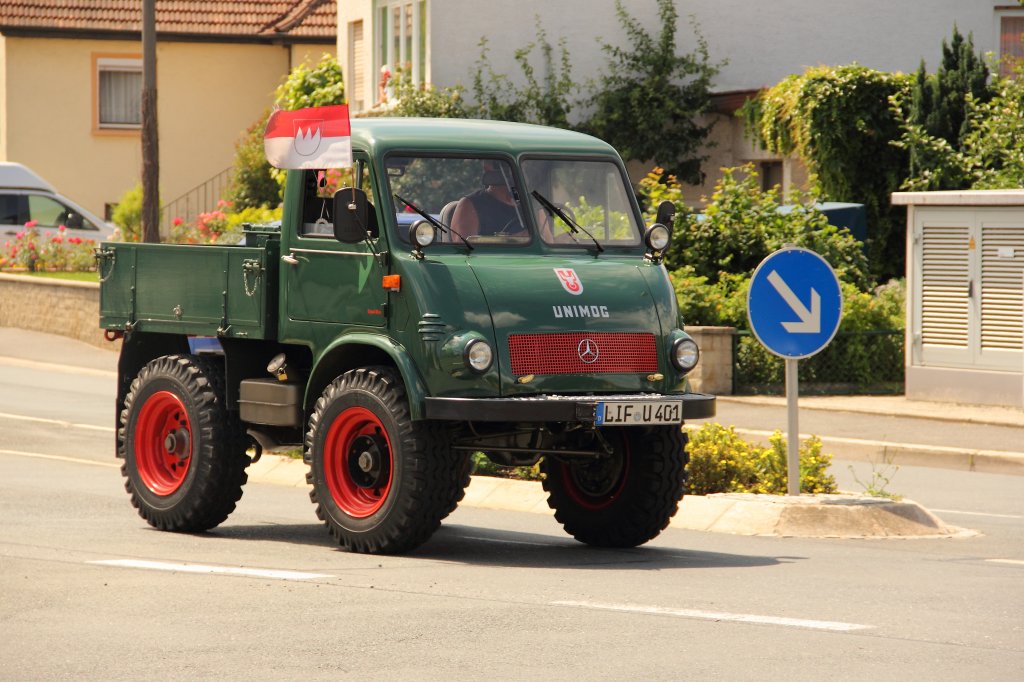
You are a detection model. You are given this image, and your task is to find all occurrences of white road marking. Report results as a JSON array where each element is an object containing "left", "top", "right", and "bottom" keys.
[
  {"left": 0, "top": 356, "right": 116, "bottom": 378},
  {"left": 930, "top": 508, "right": 1022, "bottom": 519},
  {"left": 462, "top": 535, "right": 553, "bottom": 547},
  {"left": 89, "top": 559, "right": 331, "bottom": 581},
  {"left": 986, "top": 559, "right": 1024, "bottom": 567},
  {"left": 0, "top": 449, "right": 118, "bottom": 468},
  {"left": 551, "top": 600, "right": 872, "bottom": 632},
  {"left": 0, "top": 411, "right": 114, "bottom": 432}
]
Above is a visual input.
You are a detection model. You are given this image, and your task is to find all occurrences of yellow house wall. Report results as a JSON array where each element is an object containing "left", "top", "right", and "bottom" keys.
[
  {"left": 2, "top": 36, "right": 333, "bottom": 221},
  {"left": 0, "top": 35, "right": 7, "bottom": 161}
]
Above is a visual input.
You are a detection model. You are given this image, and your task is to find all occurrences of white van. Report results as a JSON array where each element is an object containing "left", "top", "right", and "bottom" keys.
[{"left": 0, "top": 163, "right": 114, "bottom": 243}]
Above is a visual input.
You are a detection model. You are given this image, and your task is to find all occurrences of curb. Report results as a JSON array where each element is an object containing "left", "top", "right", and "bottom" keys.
[
  {"left": 724, "top": 427, "right": 1024, "bottom": 477},
  {"left": 246, "top": 455, "right": 975, "bottom": 539}
]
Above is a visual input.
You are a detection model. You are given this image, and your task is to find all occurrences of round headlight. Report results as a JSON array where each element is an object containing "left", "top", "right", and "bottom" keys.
[
  {"left": 464, "top": 339, "right": 493, "bottom": 373},
  {"left": 672, "top": 337, "right": 699, "bottom": 372},
  {"left": 409, "top": 220, "right": 436, "bottom": 248},
  {"left": 645, "top": 223, "right": 671, "bottom": 252}
]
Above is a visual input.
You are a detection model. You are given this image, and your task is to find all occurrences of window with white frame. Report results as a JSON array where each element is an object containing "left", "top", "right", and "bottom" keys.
[
  {"left": 376, "top": 1, "right": 427, "bottom": 104},
  {"left": 96, "top": 57, "right": 143, "bottom": 129}
]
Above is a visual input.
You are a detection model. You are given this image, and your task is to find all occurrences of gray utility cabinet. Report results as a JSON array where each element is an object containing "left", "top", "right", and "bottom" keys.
[{"left": 893, "top": 191, "right": 1024, "bottom": 408}]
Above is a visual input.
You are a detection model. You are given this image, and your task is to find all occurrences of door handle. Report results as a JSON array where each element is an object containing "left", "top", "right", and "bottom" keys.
[{"left": 281, "top": 254, "right": 299, "bottom": 266}]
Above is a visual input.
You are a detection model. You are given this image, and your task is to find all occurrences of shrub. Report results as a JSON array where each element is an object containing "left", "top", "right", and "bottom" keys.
[
  {"left": 0, "top": 224, "right": 96, "bottom": 272},
  {"left": 685, "top": 423, "right": 837, "bottom": 495},
  {"left": 742, "top": 64, "right": 912, "bottom": 281},
  {"left": 648, "top": 165, "right": 871, "bottom": 291},
  {"left": 110, "top": 184, "right": 145, "bottom": 242},
  {"left": 171, "top": 203, "right": 281, "bottom": 245},
  {"left": 471, "top": 18, "right": 577, "bottom": 126},
  {"left": 224, "top": 112, "right": 281, "bottom": 210}
]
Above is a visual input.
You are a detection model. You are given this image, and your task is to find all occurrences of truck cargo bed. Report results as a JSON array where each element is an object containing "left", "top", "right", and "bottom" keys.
[{"left": 98, "top": 241, "right": 277, "bottom": 340}]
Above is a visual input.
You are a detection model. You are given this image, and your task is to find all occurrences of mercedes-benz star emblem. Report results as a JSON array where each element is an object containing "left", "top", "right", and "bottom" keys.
[{"left": 577, "top": 338, "right": 600, "bottom": 364}]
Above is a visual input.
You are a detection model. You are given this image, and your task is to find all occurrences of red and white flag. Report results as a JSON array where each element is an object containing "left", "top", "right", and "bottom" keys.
[{"left": 263, "top": 104, "right": 352, "bottom": 170}]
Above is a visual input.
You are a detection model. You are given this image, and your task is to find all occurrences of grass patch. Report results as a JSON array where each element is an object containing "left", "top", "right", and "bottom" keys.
[{"left": 7, "top": 270, "right": 100, "bottom": 283}]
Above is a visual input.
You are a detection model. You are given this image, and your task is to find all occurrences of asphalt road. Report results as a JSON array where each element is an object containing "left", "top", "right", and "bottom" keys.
[{"left": 1, "top": 334, "right": 1022, "bottom": 679}]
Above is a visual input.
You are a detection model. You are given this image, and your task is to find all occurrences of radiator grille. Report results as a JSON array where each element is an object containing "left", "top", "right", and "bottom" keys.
[{"left": 508, "top": 332, "right": 658, "bottom": 375}]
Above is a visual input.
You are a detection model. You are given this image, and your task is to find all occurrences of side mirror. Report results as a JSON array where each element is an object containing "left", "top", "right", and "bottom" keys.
[
  {"left": 332, "top": 188, "right": 371, "bottom": 243},
  {"left": 655, "top": 200, "right": 676, "bottom": 227}
]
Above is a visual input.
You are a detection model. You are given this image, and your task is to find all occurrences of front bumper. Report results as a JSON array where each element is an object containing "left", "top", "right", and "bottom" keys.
[{"left": 424, "top": 392, "right": 716, "bottom": 423}]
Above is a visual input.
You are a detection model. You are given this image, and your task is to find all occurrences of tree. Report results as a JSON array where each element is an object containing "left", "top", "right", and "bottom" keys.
[
  {"left": 583, "top": 0, "right": 719, "bottom": 184},
  {"left": 903, "top": 28, "right": 991, "bottom": 189}
]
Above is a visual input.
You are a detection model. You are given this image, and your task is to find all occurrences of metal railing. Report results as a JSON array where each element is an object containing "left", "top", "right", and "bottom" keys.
[
  {"left": 732, "top": 329, "right": 905, "bottom": 395},
  {"left": 159, "top": 167, "right": 233, "bottom": 234}
]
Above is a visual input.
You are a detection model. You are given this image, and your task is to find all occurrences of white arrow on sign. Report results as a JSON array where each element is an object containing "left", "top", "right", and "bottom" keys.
[{"left": 767, "top": 269, "right": 820, "bottom": 333}]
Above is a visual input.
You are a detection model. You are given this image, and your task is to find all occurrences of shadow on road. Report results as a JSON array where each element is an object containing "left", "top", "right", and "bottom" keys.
[{"left": 208, "top": 522, "right": 798, "bottom": 571}]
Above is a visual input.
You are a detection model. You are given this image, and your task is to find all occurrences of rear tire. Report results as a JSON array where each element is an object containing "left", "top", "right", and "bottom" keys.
[
  {"left": 306, "top": 367, "right": 461, "bottom": 554},
  {"left": 119, "top": 354, "right": 249, "bottom": 532},
  {"left": 541, "top": 426, "right": 688, "bottom": 547}
]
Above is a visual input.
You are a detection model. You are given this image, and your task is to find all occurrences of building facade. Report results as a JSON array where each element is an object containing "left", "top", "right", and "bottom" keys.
[
  {"left": 338, "top": 1, "right": 1023, "bottom": 203},
  {"left": 0, "top": 1, "right": 337, "bottom": 224}
]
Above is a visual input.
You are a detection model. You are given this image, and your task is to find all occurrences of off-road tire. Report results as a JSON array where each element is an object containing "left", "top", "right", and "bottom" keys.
[
  {"left": 119, "top": 354, "right": 249, "bottom": 532},
  {"left": 541, "top": 426, "right": 688, "bottom": 548},
  {"left": 305, "top": 367, "right": 461, "bottom": 554}
]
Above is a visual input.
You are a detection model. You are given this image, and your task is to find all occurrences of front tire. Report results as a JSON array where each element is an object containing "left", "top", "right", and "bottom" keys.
[
  {"left": 119, "top": 354, "right": 249, "bottom": 532},
  {"left": 541, "top": 426, "right": 688, "bottom": 547},
  {"left": 306, "top": 367, "right": 460, "bottom": 554}
]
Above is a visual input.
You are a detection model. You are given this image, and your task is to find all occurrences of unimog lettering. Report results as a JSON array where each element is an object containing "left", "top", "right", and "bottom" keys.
[
  {"left": 552, "top": 304, "right": 610, "bottom": 319},
  {"left": 99, "top": 116, "right": 715, "bottom": 555}
]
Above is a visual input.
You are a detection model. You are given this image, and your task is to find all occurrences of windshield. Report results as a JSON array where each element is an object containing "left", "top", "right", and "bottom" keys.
[
  {"left": 385, "top": 155, "right": 529, "bottom": 245},
  {"left": 522, "top": 158, "right": 641, "bottom": 246}
]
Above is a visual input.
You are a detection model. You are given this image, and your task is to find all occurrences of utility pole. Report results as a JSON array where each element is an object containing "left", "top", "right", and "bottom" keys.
[{"left": 141, "top": 0, "right": 159, "bottom": 242}]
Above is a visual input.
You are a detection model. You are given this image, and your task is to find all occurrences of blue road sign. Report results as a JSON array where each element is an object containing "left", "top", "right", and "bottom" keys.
[{"left": 747, "top": 247, "right": 843, "bottom": 359}]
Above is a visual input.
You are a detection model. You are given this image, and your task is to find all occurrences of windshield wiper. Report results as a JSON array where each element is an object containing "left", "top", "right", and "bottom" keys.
[
  {"left": 393, "top": 193, "right": 473, "bottom": 250},
  {"left": 530, "top": 190, "right": 604, "bottom": 253}
]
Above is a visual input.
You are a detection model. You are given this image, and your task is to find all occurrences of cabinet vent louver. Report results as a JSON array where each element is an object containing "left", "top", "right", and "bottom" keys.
[
  {"left": 920, "top": 226, "right": 969, "bottom": 348},
  {"left": 980, "top": 225, "right": 1024, "bottom": 351}
]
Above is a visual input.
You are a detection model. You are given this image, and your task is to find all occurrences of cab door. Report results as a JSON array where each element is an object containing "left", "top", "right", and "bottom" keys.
[{"left": 282, "top": 157, "right": 387, "bottom": 327}]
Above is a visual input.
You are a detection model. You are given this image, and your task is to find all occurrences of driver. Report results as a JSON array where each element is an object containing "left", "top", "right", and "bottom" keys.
[{"left": 450, "top": 165, "right": 524, "bottom": 237}]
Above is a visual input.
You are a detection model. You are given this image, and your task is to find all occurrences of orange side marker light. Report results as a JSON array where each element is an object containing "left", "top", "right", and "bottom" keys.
[{"left": 382, "top": 274, "right": 401, "bottom": 292}]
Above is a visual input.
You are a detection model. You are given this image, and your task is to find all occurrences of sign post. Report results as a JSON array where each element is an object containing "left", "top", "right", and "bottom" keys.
[{"left": 747, "top": 247, "right": 842, "bottom": 495}]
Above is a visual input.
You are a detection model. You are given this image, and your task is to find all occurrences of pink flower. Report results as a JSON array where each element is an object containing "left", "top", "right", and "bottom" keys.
[
  {"left": 58, "top": 224, "right": 66, "bottom": 232},
  {"left": 172, "top": 217, "right": 184, "bottom": 226},
  {"left": 15, "top": 231, "right": 23, "bottom": 239},
  {"left": 69, "top": 237, "right": 82, "bottom": 245},
  {"left": 25, "top": 220, "right": 38, "bottom": 228}
]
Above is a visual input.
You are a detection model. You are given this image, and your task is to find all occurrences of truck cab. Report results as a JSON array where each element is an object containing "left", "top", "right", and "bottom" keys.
[{"left": 102, "top": 118, "right": 714, "bottom": 554}]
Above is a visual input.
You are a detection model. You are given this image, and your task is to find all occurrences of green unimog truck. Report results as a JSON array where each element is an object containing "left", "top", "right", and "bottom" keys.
[{"left": 98, "top": 118, "right": 715, "bottom": 554}]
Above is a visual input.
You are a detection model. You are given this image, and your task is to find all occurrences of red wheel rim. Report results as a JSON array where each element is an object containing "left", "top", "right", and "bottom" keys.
[
  {"left": 561, "top": 435, "right": 630, "bottom": 511},
  {"left": 324, "top": 407, "right": 394, "bottom": 518},
  {"left": 134, "top": 390, "right": 192, "bottom": 496}
]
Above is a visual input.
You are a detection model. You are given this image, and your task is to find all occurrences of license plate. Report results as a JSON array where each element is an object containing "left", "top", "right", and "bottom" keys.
[{"left": 596, "top": 400, "right": 683, "bottom": 426}]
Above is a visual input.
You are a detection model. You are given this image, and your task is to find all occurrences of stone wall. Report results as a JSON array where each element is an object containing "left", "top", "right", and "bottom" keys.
[
  {"left": 0, "top": 273, "right": 112, "bottom": 348},
  {"left": 686, "top": 326, "right": 735, "bottom": 396}
]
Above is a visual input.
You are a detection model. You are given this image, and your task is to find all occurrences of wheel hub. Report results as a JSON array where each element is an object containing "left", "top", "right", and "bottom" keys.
[
  {"left": 348, "top": 434, "right": 389, "bottom": 489},
  {"left": 163, "top": 428, "right": 190, "bottom": 459}
]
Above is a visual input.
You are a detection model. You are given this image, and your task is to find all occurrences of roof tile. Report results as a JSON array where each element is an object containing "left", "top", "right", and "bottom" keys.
[{"left": 0, "top": 0, "right": 337, "bottom": 39}]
